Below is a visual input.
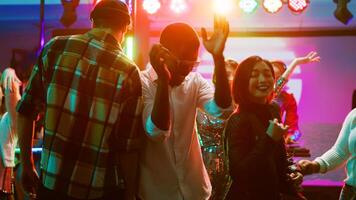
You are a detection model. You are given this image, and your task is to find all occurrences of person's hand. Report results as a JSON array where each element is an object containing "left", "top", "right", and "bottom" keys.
[
  {"left": 201, "top": 15, "right": 229, "bottom": 56},
  {"left": 294, "top": 51, "right": 320, "bottom": 65},
  {"left": 21, "top": 164, "right": 40, "bottom": 198},
  {"left": 298, "top": 160, "right": 320, "bottom": 175},
  {"left": 289, "top": 172, "right": 303, "bottom": 187},
  {"left": 149, "top": 44, "right": 173, "bottom": 83},
  {"left": 2, "top": 68, "right": 22, "bottom": 92},
  {"left": 266, "top": 118, "right": 289, "bottom": 141}
]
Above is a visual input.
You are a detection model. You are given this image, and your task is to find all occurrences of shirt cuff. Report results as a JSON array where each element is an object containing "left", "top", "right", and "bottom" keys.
[
  {"left": 314, "top": 157, "right": 328, "bottom": 173},
  {"left": 145, "top": 115, "right": 170, "bottom": 141}
]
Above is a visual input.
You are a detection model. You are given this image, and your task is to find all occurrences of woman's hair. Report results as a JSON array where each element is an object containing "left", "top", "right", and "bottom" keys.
[
  {"left": 232, "top": 56, "right": 274, "bottom": 105},
  {"left": 225, "top": 58, "right": 239, "bottom": 73},
  {"left": 271, "top": 60, "right": 287, "bottom": 73}
]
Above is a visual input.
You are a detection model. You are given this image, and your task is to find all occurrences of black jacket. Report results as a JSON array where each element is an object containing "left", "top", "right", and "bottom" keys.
[{"left": 224, "top": 103, "right": 297, "bottom": 200}]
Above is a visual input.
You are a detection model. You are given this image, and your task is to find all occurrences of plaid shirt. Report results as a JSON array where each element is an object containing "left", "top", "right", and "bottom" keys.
[{"left": 16, "top": 28, "right": 143, "bottom": 199}]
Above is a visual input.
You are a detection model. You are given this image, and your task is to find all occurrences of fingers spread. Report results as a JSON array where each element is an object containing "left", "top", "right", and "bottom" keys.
[
  {"left": 201, "top": 28, "right": 208, "bottom": 42},
  {"left": 214, "top": 14, "right": 218, "bottom": 31}
]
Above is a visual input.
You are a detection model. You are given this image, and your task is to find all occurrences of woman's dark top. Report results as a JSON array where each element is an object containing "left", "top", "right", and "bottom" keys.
[{"left": 224, "top": 103, "right": 297, "bottom": 200}]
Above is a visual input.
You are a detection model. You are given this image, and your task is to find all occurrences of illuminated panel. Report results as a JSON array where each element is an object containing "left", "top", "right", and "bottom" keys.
[
  {"left": 263, "top": 0, "right": 283, "bottom": 13},
  {"left": 170, "top": 0, "right": 187, "bottom": 13},
  {"left": 143, "top": 0, "right": 161, "bottom": 14},
  {"left": 288, "top": 0, "right": 309, "bottom": 13},
  {"left": 124, "top": 36, "right": 134, "bottom": 60},
  {"left": 239, "top": 0, "right": 258, "bottom": 13}
]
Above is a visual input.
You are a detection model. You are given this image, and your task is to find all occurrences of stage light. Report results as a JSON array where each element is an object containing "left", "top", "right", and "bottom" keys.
[
  {"left": 170, "top": 0, "right": 187, "bottom": 13},
  {"left": 263, "top": 0, "right": 283, "bottom": 13},
  {"left": 288, "top": 0, "right": 309, "bottom": 13},
  {"left": 239, "top": 0, "right": 258, "bottom": 13},
  {"left": 124, "top": 36, "right": 134, "bottom": 60},
  {"left": 143, "top": 0, "right": 161, "bottom": 14},
  {"left": 213, "top": 0, "right": 234, "bottom": 15},
  {"left": 334, "top": 0, "right": 353, "bottom": 25}
]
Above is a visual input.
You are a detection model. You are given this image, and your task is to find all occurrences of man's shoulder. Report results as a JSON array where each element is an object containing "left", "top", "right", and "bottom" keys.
[
  {"left": 139, "top": 66, "right": 156, "bottom": 83},
  {"left": 140, "top": 68, "right": 150, "bottom": 77},
  {"left": 189, "top": 71, "right": 204, "bottom": 79},
  {"left": 44, "top": 34, "right": 85, "bottom": 53},
  {"left": 111, "top": 53, "right": 139, "bottom": 75},
  {"left": 184, "top": 72, "right": 208, "bottom": 85},
  {"left": 51, "top": 34, "right": 84, "bottom": 43},
  {"left": 116, "top": 52, "right": 137, "bottom": 67}
]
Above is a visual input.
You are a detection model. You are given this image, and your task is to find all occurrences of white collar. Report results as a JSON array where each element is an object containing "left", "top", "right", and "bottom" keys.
[{"left": 146, "top": 64, "right": 193, "bottom": 86}]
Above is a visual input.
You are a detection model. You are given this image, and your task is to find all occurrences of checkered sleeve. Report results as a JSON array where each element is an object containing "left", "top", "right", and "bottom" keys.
[
  {"left": 16, "top": 38, "right": 57, "bottom": 120},
  {"left": 16, "top": 53, "right": 45, "bottom": 120},
  {"left": 112, "top": 66, "right": 144, "bottom": 152}
]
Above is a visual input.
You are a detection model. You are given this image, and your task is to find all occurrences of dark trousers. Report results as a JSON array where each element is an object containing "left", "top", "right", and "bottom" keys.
[{"left": 37, "top": 185, "right": 125, "bottom": 200}]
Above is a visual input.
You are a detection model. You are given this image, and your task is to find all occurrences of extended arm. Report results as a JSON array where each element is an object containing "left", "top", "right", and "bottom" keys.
[
  {"left": 299, "top": 109, "right": 355, "bottom": 174},
  {"left": 275, "top": 51, "right": 320, "bottom": 95},
  {"left": 202, "top": 15, "right": 231, "bottom": 109}
]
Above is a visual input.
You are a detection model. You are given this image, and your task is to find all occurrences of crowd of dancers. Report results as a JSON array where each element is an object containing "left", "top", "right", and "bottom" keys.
[{"left": 0, "top": 0, "right": 355, "bottom": 200}]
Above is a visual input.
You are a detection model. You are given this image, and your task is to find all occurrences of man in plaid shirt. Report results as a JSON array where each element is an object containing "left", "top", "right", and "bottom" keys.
[{"left": 16, "top": 1, "right": 143, "bottom": 199}]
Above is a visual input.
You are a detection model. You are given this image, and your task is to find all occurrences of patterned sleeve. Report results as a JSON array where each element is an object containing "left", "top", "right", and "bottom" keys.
[{"left": 16, "top": 45, "right": 52, "bottom": 120}]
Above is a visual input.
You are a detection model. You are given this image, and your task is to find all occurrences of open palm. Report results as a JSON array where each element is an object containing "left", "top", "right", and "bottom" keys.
[
  {"left": 295, "top": 51, "right": 320, "bottom": 65},
  {"left": 201, "top": 15, "right": 229, "bottom": 56}
]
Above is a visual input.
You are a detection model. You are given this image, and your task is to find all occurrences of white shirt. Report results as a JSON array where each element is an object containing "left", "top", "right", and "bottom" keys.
[
  {"left": 139, "top": 66, "right": 230, "bottom": 200},
  {"left": 315, "top": 108, "right": 356, "bottom": 187},
  {"left": 0, "top": 112, "right": 17, "bottom": 167},
  {"left": 0, "top": 77, "right": 21, "bottom": 167}
]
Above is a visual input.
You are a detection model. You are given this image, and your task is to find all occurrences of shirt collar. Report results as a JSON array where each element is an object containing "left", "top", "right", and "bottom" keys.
[
  {"left": 146, "top": 64, "right": 193, "bottom": 86},
  {"left": 86, "top": 28, "right": 123, "bottom": 51}
]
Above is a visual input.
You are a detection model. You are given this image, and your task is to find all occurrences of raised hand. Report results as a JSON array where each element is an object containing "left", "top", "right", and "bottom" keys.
[
  {"left": 294, "top": 51, "right": 320, "bottom": 65},
  {"left": 201, "top": 15, "right": 229, "bottom": 56},
  {"left": 289, "top": 172, "right": 303, "bottom": 187},
  {"left": 298, "top": 160, "right": 320, "bottom": 175},
  {"left": 266, "top": 118, "right": 289, "bottom": 141},
  {"left": 149, "top": 44, "right": 173, "bottom": 83}
]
